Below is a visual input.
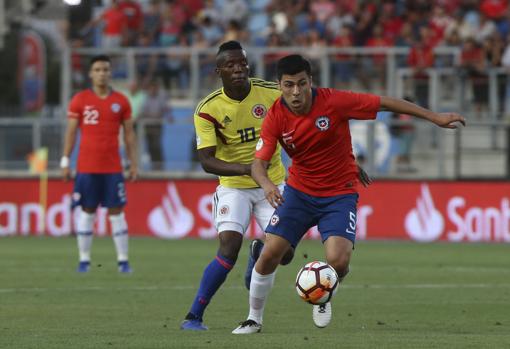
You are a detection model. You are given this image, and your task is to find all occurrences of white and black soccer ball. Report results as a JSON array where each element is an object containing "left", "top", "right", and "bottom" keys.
[{"left": 295, "top": 261, "right": 339, "bottom": 305}]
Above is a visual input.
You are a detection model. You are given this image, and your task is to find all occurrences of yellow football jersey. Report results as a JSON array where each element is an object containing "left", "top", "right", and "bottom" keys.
[{"left": 194, "top": 78, "right": 285, "bottom": 188}]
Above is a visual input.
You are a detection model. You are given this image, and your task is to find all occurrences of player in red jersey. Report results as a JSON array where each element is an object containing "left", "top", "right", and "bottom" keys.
[
  {"left": 61, "top": 55, "right": 138, "bottom": 273},
  {"left": 232, "top": 54, "right": 466, "bottom": 334}
]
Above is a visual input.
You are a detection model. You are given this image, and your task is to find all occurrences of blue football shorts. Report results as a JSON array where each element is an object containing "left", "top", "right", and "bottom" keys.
[
  {"left": 265, "top": 184, "right": 358, "bottom": 247},
  {"left": 72, "top": 173, "right": 127, "bottom": 209}
]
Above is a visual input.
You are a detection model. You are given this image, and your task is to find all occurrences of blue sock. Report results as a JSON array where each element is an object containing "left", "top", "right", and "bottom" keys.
[{"left": 189, "top": 254, "right": 234, "bottom": 320}]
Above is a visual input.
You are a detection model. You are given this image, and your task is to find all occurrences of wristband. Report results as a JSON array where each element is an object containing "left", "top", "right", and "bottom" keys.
[{"left": 60, "top": 156, "right": 70, "bottom": 169}]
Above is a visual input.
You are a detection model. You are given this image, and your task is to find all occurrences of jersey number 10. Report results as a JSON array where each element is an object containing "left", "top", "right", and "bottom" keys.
[{"left": 237, "top": 127, "right": 256, "bottom": 143}]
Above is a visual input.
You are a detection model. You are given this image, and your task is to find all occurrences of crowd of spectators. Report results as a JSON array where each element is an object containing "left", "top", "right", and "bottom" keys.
[
  {"left": 70, "top": 0, "right": 510, "bottom": 173},
  {"left": 73, "top": 1, "right": 510, "bottom": 96}
]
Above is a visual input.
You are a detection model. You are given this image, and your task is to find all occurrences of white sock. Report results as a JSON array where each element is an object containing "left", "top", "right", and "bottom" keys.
[
  {"left": 247, "top": 269, "right": 276, "bottom": 324},
  {"left": 109, "top": 212, "right": 129, "bottom": 262},
  {"left": 77, "top": 211, "right": 95, "bottom": 262}
]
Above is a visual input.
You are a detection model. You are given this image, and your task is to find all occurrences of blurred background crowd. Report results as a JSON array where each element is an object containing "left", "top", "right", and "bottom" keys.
[{"left": 1, "top": 0, "right": 510, "bottom": 177}]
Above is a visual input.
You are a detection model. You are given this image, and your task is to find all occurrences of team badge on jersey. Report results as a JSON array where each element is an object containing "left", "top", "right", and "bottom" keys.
[
  {"left": 251, "top": 104, "right": 267, "bottom": 119},
  {"left": 270, "top": 214, "right": 279, "bottom": 226},
  {"left": 219, "top": 205, "right": 230, "bottom": 216},
  {"left": 315, "top": 116, "right": 330, "bottom": 131},
  {"left": 111, "top": 103, "right": 121, "bottom": 113},
  {"left": 256, "top": 138, "right": 263, "bottom": 151}
]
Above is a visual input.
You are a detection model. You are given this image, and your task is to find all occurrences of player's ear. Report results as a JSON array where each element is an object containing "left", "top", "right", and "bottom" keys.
[{"left": 215, "top": 67, "right": 221, "bottom": 76}]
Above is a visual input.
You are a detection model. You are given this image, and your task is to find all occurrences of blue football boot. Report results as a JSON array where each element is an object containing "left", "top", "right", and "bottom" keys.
[
  {"left": 77, "top": 261, "right": 90, "bottom": 273},
  {"left": 118, "top": 261, "right": 132, "bottom": 273}
]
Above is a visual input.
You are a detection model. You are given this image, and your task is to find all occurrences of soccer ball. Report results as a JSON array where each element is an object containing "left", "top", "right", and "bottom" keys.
[{"left": 295, "top": 261, "right": 339, "bottom": 305}]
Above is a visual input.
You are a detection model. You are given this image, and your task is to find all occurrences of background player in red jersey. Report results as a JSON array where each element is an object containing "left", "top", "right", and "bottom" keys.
[
  {"left": 232, "top": 54, "right": 465, "bottom": 334},
  {"left": 61, "top": 55, "right": 138, "bottom": 273}
]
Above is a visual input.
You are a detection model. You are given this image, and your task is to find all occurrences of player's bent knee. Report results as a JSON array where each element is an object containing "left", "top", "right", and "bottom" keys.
[
  {"left": 218, "top": 231, "right": 243, "bottom": 262},
  {"left": 279, "top": 247, "right": 295, "bottom": 266}
]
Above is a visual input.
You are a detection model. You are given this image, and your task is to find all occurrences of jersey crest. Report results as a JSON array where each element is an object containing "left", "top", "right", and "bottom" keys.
[
  {"left": 252, "top": 104, "right": 267, "bottom": 119},
  {"left": 111, "top": 103, "right": 121, "bottom": 113},
  {"left": 315, "top": 116, "right": 330, "bottom": 131}
]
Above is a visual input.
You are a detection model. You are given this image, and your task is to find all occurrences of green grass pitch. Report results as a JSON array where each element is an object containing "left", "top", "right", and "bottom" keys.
[{"left": 0, "top": 237, "right": 509, "bottom": 348}]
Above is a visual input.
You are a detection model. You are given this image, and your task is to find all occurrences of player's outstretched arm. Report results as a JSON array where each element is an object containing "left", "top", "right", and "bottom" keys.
[
  {"left": 61, "top": 118, "right": 79, "bottom": 181},
  {"left": 197, "top": 146, "right": 251, "bottom": 176},
  {"left": 122, "top": 119, "right": 138, "bottom": 181},
  {"left": 379, "top": 96, "right": 466, "bottom": 129},
  {"left": 252, "top": 158, "right": 283, "bottom": 208}
]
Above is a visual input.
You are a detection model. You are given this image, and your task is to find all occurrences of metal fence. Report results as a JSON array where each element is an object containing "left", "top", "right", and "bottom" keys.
[{"left": 0, "top": 46, "right": 509, "bottom": 179}]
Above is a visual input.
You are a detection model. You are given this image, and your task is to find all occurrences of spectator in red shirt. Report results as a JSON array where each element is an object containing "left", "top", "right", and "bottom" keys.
[
  {"left": 84, "top": 0, "right": 128, "bottom": 48},
  {"left": 480, "top": 0, "right": 508, "bottom": 20},
  {"left": 118, "top": 0, "right": 143, "bottom": 45},
  {"left": 408, "top": 39, "right": 435, "bottom": 108},
  {"left": 460, "top": 38, "right": 488, "bottom": 116}
]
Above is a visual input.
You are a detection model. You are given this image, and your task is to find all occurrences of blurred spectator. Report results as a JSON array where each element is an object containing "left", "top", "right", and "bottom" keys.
[
  {"left": 264, "top": 33, "right": 289, "bottom": 81},
  {"left": 364, "top": 24, "right": 393, "bottom": 88},
  {"left": 352, "top": 4, "right": 376, "bottom": 46},
  {"left": 325, "top": 5, "right": 354, "bottom": 39},
  {"left": 136, "top": 32, "right": 158, "bottom": 85},
  {"left": 310, "top": 0, "right": 336, "bottom": 24},
  {"left": 379, "top": 2, "right": 403, "bottom": 42},
  {"left": 408, "top": 38, "right": 435, "bottom": 108},
  {"left": 331, "top": 25, "right": 354, "bottom": 88},
  {"left": 200, "top": 0, "right": 220, "bottom": 23},
  {"left": 200, "top": 15, "right": 223, "bottom": 46},
  {"left": 502, "top": 34, "right": 510, "bottom": 117},
  {"left": 480, "top": 0, "right": 508, "bottom": 21},
  {"left": 140, "top": 80, "right": 171, "bottom": 169},
  {"left": 476, "top": 13, "right": 497, "bottom": 43},
  {"left": 222, "top": 0, "right": 249, "bottom": 24},
  {"left": 160, "top": 7, "right": 183, "bottom": 46},
  {"left": 429, "top": 5, "right": 454, "bottom": 44},
  {"left": 390, "top": 96, "right": 416, "bottom": 173},
  {"left": 122, "top": 80, "right": 146, "bottom": 123},
  {"left": 70, "top": 38, "right": 87, "bottom": 90},
  {"left": 143, "top": 0, "right": 162, "bottom": 44},
  {"left": 118, "top": 0, "right": 143, "bottom": 46},
  {"left": 222, "top": 20, "right": 248, "bottom": 43},
  {"left": 84, "top": 0, "right": 128, "bottom": 48},
  {"left": 460, "top": 38, "right": 488, "bottom": 116},
  {"left": 159, "top": 36, "right": 190, "bottom": 91}
]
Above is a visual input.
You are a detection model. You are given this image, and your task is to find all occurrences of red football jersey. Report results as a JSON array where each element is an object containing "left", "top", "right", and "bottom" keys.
[
  {"left": 68, "top": 89, "right": 131, "bottom": 173},
  {"left": 256, "top": 88, "right": 380, "bottom": 196}
]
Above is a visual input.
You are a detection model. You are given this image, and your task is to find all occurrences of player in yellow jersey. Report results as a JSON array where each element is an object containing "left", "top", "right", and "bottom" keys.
[
  {"left": 181, "top": 41, "right": 371, "bottom": 331},
  {"left": 180, "top": 41, "right": 295, "bottom": 331}
]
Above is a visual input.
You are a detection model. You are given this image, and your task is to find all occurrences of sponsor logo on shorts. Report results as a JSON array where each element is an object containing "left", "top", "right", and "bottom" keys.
[
  {"left": 196, "top": 135, "right": 201, "bottom": 146},
  {"left": 252, "top": 104, "right": 267, "bottom": 119},
  {"left": 72, "top": 192, "right": 81, "bottom": 202},
  {"left": 270, "top": 214, "right": 279, "bottom": 226},
  {"left": 219, "top": 205, "right": 229, "bottom": 216},
  {"left": 111, "top": 103, "right": 121, "bottom": 113},
  {"left": 315, "top": 116, "right": 330, "bottom": 131}
]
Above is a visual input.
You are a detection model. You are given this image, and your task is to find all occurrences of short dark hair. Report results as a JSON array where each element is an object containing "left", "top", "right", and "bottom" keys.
[
  {"left": 89, "top": 54, "right": 111, "bottom": 68},
  {"left": 276, "top": 54, "right": 311, "bottom": 80},
  {"left": 217, "top": 40, "right": 243, "bottom": 56}
]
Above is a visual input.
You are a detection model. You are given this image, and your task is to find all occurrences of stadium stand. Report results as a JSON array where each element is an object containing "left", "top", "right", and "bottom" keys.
[{"left": 1, "top": 0, "right": 509, "bottom": 178}]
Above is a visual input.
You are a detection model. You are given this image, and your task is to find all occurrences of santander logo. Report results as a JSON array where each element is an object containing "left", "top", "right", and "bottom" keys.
[
  {"left": 405, "top": 184, "right": 444, "bottom": 242},
  {"left": 148, "top": 182, "right": 194, "bottom": 239}
]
